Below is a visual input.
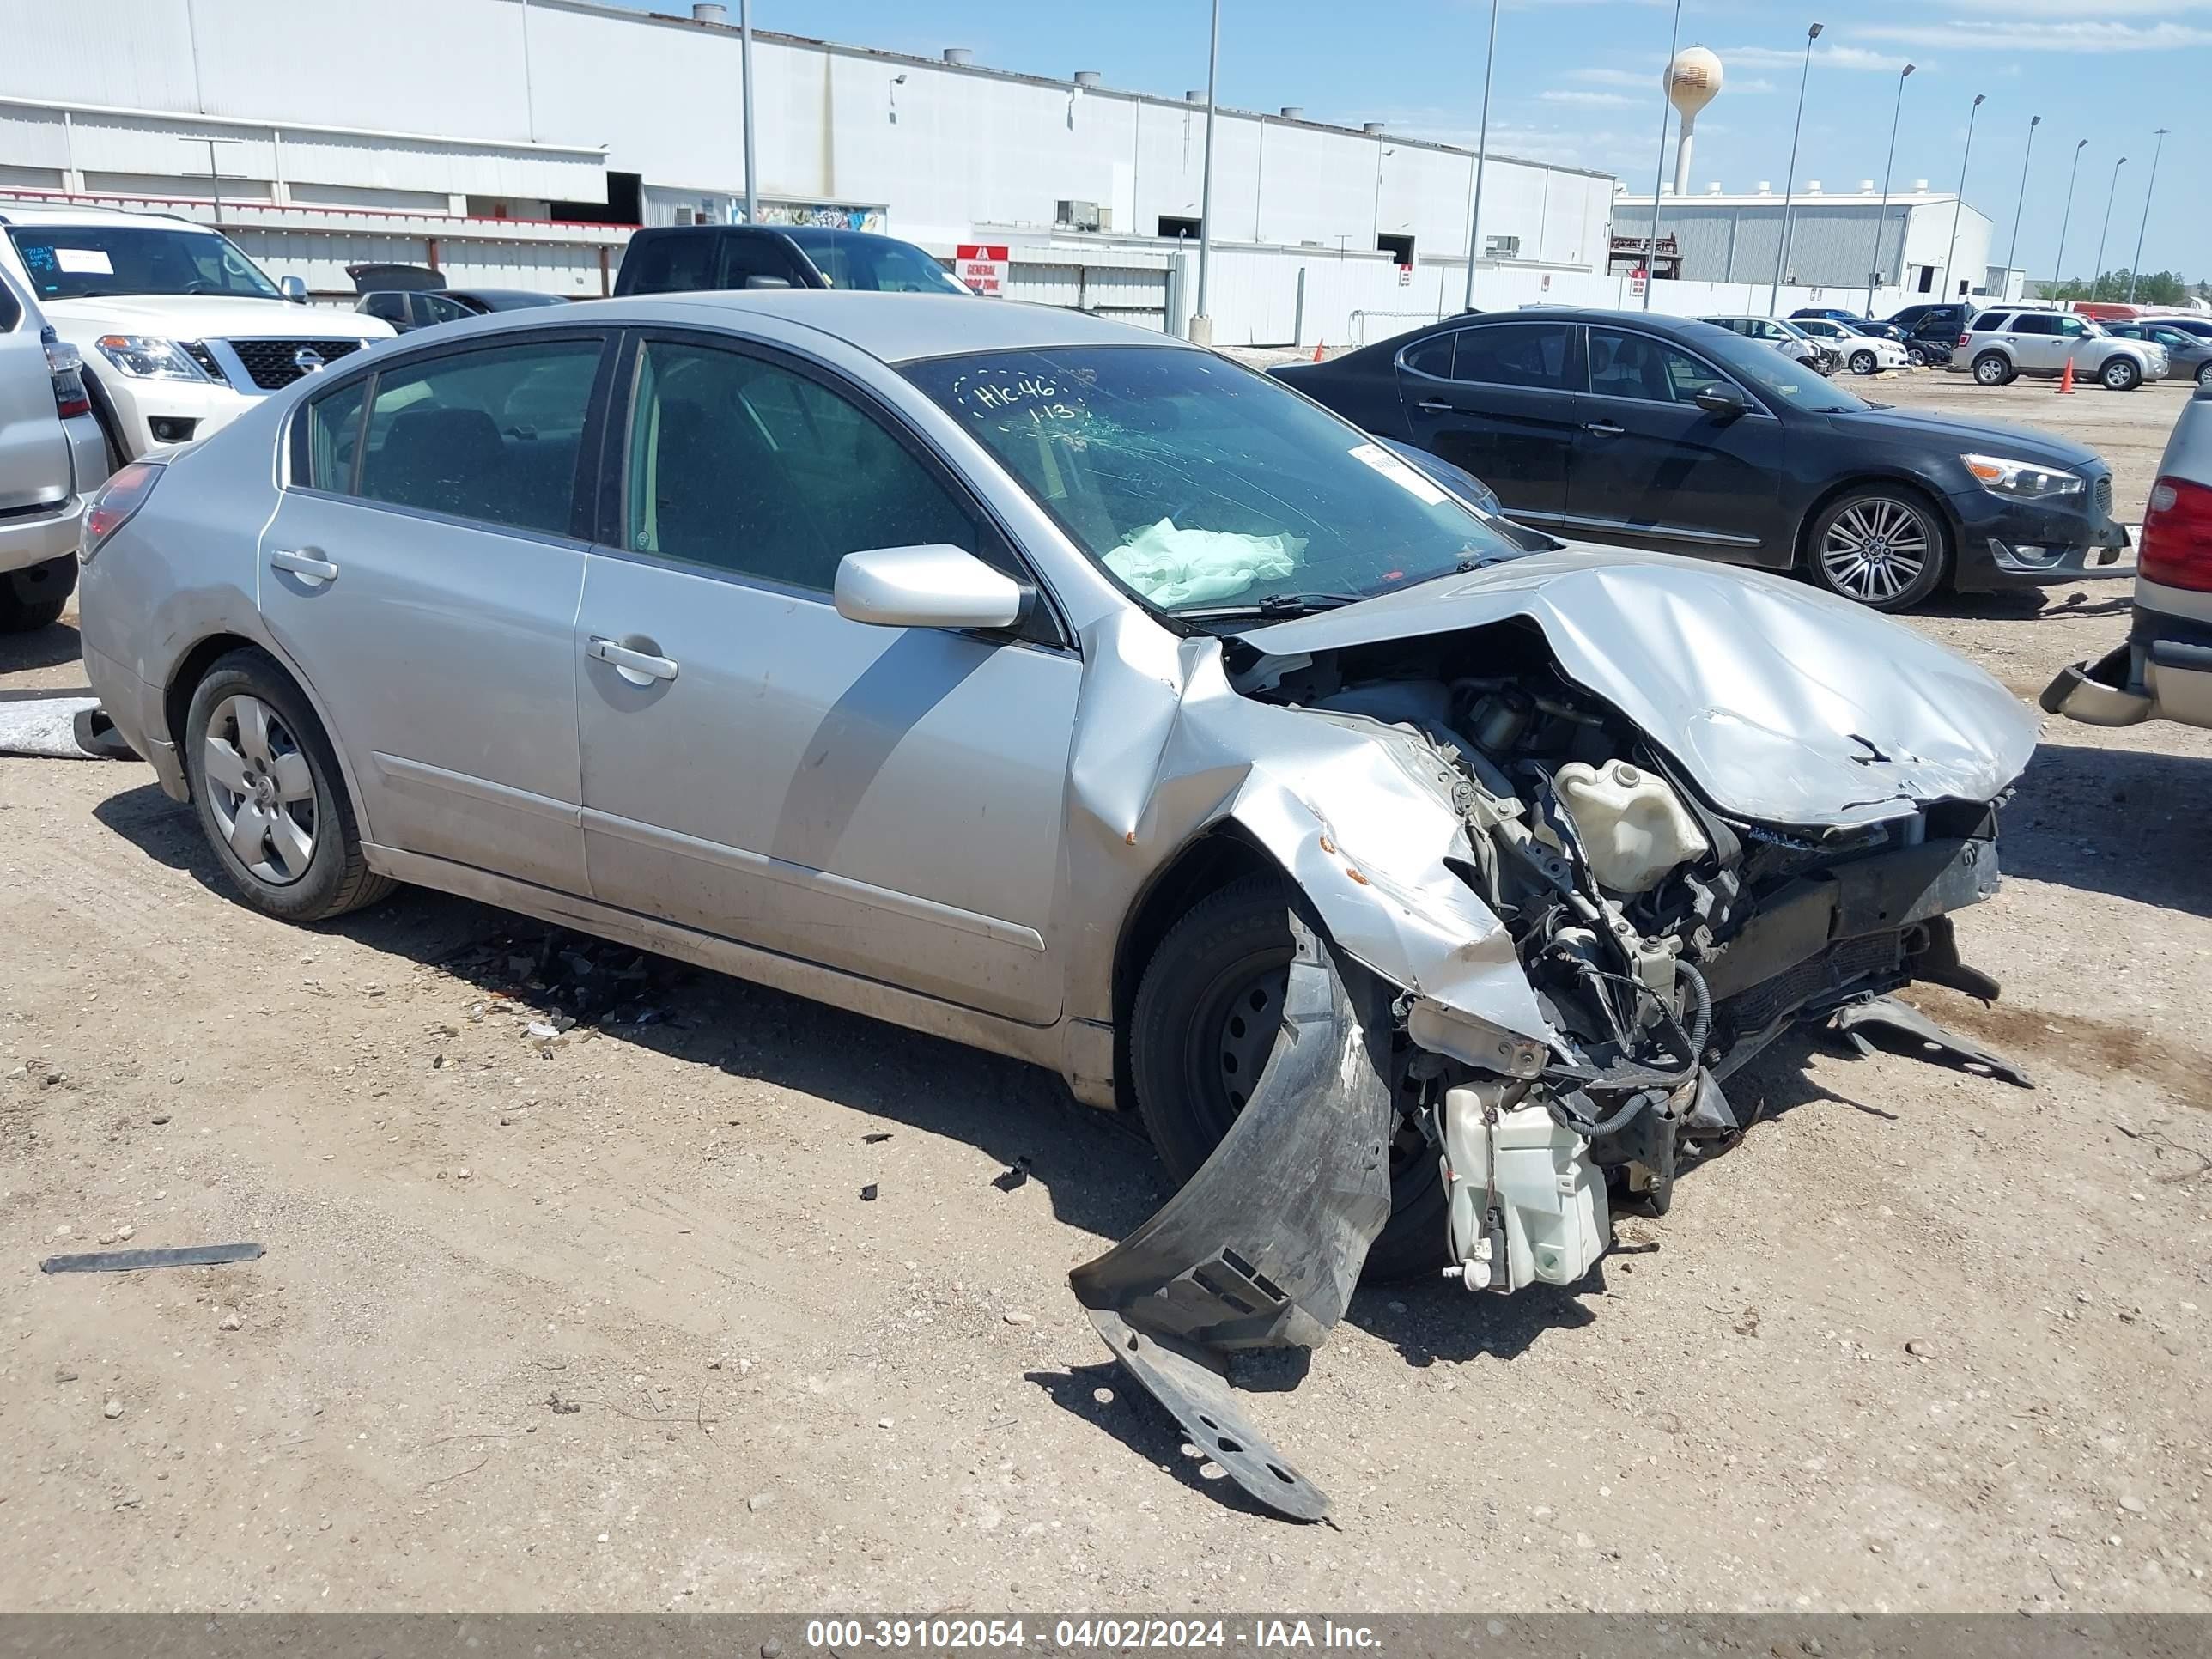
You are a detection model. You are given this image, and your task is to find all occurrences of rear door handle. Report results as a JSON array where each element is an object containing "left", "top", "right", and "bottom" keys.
[
  {"left": 270, "top": 547, "right": 338, "bottom": 584},
  {"left": 1583, "top": 422, "right": 1626, "bottom": 437},
  {"left": 587, "top": 636, "right": 680, "bottom": 685},
  {"left": 1415, "top": 398, "right": 1462, "bottom": 415}
]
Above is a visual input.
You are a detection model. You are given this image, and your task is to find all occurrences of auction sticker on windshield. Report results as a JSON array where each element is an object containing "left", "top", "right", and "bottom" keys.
[
  {"left": 1347, "top": 440, "right": 1448, "bottom": 506},
  {"left": 55, "top": 247, "right": 114, "bottom": 274}
]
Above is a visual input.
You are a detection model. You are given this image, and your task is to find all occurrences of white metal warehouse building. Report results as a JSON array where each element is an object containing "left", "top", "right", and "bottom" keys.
[{"left": 0, "top": 0, "right": 1625, "bottom": 345}]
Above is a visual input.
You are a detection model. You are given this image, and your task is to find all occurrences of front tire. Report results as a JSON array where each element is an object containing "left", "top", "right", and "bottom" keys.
[
  {"left": 0, "top": 555, "right": 76, "bottom": 633},
  {"left": 1972, "top": 351, "right": 2014, "bottom": 386},
  {"left": 2100, "top": 356, "right": 2142, "bottom": 392},
  {"left": 1849, "top": 349, "right": 1879, "bottom": 376},
  {"left": 1128, "top": 876, "right": 1445, "bottom": 1280},
  {"left": 2198, "top": 362, "right": 2212, "bottom": 390},
  {"left": 183, "top": 649, "right": 393, "bottom": 921},
  {"left": 1804, "top": 486, "right": 1951, "bottom": 612}
]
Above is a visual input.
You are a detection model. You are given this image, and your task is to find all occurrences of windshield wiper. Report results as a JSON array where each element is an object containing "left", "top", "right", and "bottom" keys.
[{"left": 1181, "top": 591, "right": 1365, "bottom": 623}]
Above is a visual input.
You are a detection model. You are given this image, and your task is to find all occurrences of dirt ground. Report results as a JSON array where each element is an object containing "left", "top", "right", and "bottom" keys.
[{"left": 3, "top": 368, "right": 2209, "bottom": 1615}]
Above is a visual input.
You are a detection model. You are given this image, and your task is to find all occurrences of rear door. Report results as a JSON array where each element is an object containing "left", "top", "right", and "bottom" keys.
[
  {"left": 1398, "top": 319, "right": 1580, "bottom": 520},
  {"left": 2006, "top": 313, "right": 2062, "bottom": 371},
  {"left": 257, "top": 329, "right": 614, "bottom": 893},
  {"left": 573, "top": 330, "right": 1080, "bottom": 1024},
  {"left": 0, "top": 274, "right": 71, "bottom": 518},
  {"left": 1568, "top": 324, "right": 1784, "bottom": 559}
]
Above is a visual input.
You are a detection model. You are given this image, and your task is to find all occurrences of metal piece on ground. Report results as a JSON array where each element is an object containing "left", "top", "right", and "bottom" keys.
[
  {"left": 1087, "top": 1309, "right": 1328, "bottom": 1522},
  {"left": 1069, "top": 908, "right": 1392, "bottom": 1519},
  {"left": 1830, "top": 994, "right": 2033, "bottom": 1088},
  {"left": 41, "top": 1243, "right": 265, "bottom": 1273}
]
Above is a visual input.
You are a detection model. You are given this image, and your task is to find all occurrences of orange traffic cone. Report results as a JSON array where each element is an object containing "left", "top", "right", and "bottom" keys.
[
  {"left": 1312, "top": 339, "right": 1326, "bottom": 362},
  {"left": 2057, "top": 356, "right": 2075, "bottom": 395}
]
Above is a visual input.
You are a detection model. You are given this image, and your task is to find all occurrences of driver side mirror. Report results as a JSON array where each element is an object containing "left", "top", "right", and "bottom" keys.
[
  {"left": 834, "top": 544, "right": 1030, "bottom": 632},
  {"left": 278, "top": 275, "right": 310, "bottom": 303},
  {"left": 1694, "top": 386, "right": 1747, "bottom": 420}
]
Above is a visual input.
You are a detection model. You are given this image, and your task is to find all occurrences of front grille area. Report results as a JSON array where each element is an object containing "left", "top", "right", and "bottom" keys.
[
  {"left": 183, "top": 341, "right": 226, "bottom": 384},
  {"left": 2094, "top": 475, "right": 2113, "bottom": 520},
  {"left": 1714, "top": 931, "right": 1904, "bottom": 1046},
  {"left": 222, "top": 337, "right": 367, "bottom": 392}
]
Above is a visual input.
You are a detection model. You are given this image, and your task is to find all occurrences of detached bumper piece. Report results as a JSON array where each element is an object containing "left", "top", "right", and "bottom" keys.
[
  {"left": 1830, "top": 994, "right": 2034, "bottom": 1089},
  {"left": 1068, "top": 910, "right": 1395, "bottom": 1522}
]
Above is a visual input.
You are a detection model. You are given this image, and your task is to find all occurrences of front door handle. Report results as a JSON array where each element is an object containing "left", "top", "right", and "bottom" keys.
[
  {"left": 1415, "top": 398, "right": 1457, "bottom": 414},
  {"left": 587, "top": 636, "right": 680, "bottom": 685},
  {"left": 1583, "top": 422, "right": 1626, "bottom": 437},
  {"left": 270, "top": 547, "right": 338, "bottom": 584}
]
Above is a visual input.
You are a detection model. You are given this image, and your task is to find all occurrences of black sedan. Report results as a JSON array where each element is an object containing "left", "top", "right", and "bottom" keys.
[{"left": 1271, "top": 308, "right": 2130, "bottom": 611}]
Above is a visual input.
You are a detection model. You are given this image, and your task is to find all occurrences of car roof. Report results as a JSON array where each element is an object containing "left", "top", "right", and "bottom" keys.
[
  {"left": 0, "top": 204, "right": 202, "bottom": 228},
  {"left": 521, "top": 289, "right": 1188, "bottom": 365}
]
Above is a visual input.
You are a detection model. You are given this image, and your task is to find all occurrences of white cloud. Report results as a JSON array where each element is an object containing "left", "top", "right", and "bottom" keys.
[
  {"left": 1856, "top": 18, "right": 2212, "bottom": 47},
  {"left": 1720, "top": 42, "right": 1920, "bottom": 71},
  {"left": 1946, "top": 0, "right": 2211, "bottom": 13},
  {"left": 1540, "top": 88, "right": 1637, "bottom": 107},
  {"left": 1570, "top": 66, "right": 1654, "bottom": 88}
]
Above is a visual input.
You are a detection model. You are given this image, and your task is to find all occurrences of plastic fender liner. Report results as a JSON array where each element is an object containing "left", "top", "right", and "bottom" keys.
[{"left": 1069, "top": 903, "right": 1395, "bottom": 1520}]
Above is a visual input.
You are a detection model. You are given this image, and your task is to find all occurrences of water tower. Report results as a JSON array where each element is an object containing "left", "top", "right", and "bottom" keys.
[{"left": 1666, "top": 46, "right": 1723, "bottom": 197}]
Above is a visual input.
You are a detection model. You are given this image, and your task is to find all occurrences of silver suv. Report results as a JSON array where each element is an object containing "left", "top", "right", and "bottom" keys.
[{"left": 1960, "top": 306, "right": 2165, "bottom": 392}]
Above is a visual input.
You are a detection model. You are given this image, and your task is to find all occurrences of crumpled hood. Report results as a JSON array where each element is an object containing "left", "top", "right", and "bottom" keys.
[
  {"left": 1236, "top": 549, "right": 2040, "bottom": 829},
  {"left": 43, "top": 295, "right": 396, "bottom": 342}
]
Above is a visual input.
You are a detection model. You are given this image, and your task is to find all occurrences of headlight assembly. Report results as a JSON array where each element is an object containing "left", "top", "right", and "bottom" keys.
[
  {"left": 94, "top": 335, "right": 212, "bottom": 382},
  {"left": 1962, "top": 453, "right": 2086, "bottom": 501}
]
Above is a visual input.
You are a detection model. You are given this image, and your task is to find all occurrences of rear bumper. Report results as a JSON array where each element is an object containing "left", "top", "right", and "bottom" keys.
[
  {"left": 0, "top": 495, "right": 87, "bottom": 575},
  {"left": 1948, "top": 487, "right": 2132, "bottom": 591},
  {"left": 81, "top": 640, "right": 187, "bottom": 799},
  {"left": 2040, "top": 591, "right": 2212, "bottom": 732}
]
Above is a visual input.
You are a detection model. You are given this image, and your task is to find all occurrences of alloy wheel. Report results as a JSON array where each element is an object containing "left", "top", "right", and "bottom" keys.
[
  {"left": 1850, "top": 351, "right": 1878, "bottom": 376},
  {"left": 201, "top": 693, "right": 319, "bottom": 885},
  {"left": 1820, "top": 498, "right": 1933, "bottom": 606}
]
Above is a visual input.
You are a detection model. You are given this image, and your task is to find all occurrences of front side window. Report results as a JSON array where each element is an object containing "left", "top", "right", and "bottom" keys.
[
  {"left": 5, "top": 225, "right": 281, "bottom": 301},
  {"left": 1588, "top": 328, "right": 1734, "bottom": 405},
  {"left": 623, "top": 340, "right": 979, "bottom": 591},
  {"left": 902, "top": 345, "right": 1522, "bottom": 617},
  {"left": 1449, "top": 323, "right": 1572, "bottom": 391},
  {"left": 416, "top": 294, "right": 475, "bottom": 326},
  {"left": 717, "top": 236, "right": 803, "bottom": 289},
  {"left": 781, "top": 231, "right": 970, "bottom": 295},
  {"left": 353, "top": 337, "right": 602, "bottom": 533},
  {"left": 2059, "top": 316, "right": 2093, "bottom": 338}
]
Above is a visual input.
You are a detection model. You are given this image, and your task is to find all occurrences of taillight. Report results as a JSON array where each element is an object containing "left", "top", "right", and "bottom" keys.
[
  {"left": 81, "top": 461, "right": 164, "bottom": 563},
  {"left": 1956, "top": 332, "right": 1971, "bottom": 346},
  {"left": 42, "top": 328, "right": 91, "bottom": 419},
  {"left": 2139, "top": 475, "right": 2212, "bottom": 592}
]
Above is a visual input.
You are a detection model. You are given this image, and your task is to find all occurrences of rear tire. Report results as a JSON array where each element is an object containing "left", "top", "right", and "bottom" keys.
[
  {"left": 1129, "top": 875, "right": 1446, "bottom": 1280},
  {"left": 2100, "top": 357, "right": 2142, "bottom": 392},
  {"left": 0, "top": 555, "right": 76, "bottom": 633},
  {"left": 1803, "top": 484, "right": 1951, "bottom": 612},
  {"left": 183, "top": 648, "right": 394, "bottom": 922},
  {"left": 1849, "top": 349, "right": 1879, "bottom": 376},
  {"left": 1972, "top": 351, "right": 2014, "bottom": 386},
  {"left": 2198, "top": 361, "right": 2212, "bottom": 390}
]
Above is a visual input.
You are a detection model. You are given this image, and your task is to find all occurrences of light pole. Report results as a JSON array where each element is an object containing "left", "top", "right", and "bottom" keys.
[
  {"left": 1461, "top": 0, "right": 1500, "bottom": 312},
  {"left": 1770, "top": 21, "right": 1823, "bottom": 315},
  {"left": 1192, "top": 0, "right": 1221, "bottom": 343},
  {"left": 1938, "top": 93, "right": 1985, "bottom": 303},
  {"left": 2127, "top": 127, "right": 2170, "bottom": 303},
  {"left": 2089, "top": 153, "right": 2127, "bottom": 301},
  {"left": 2051, "top": 137, "right": 2087, "bottom": 296},
  {"left": 1863, "top": 62, "right": 1914, "bottom": 317},
  {"left": 180, "top": 135, "right": 245, "bottom": 224},
  {"left": 739, "top": 0, "right": 758, "bottom": 222},
  {"left": 2004, "top": 113, "right": 2040, "bottom": 284},
  {"left": 1642, "top": 0, "right": 1684, "bottom": 311}
]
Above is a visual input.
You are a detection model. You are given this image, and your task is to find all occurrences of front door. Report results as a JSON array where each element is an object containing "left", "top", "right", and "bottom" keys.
[
  {"left": 1567, "top": 325, "right": 1785, "bottom": 560},
  {"left": 1398, "top": 319, "right": 1580, "bottom": 520},
  {"left": 256, "top": 331, "right": 611, "bottom": 893},
  {"left": 574, "top": 333, "right": 1079, "bottom": 1025}
]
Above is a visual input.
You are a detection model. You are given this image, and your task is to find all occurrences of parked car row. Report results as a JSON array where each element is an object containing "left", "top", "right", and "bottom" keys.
[{"left": 1273, "top": 307, "right": 2129, "bottom": 610}]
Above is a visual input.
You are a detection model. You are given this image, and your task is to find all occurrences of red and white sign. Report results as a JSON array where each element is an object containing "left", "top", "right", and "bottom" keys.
[
  {"left": 1396, "top": 264, "right": 1412, "bottom": 287},
  {"left": 956, "top": 243, "right": 1011, "bottom": 296},
  {"left": 1629, "top": 268, "right": 1648, "bottom": 297}
]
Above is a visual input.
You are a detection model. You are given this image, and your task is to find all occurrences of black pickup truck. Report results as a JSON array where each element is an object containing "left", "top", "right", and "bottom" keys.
[{"left": 612, "top": 224, "right": 971, "bottom": 297}]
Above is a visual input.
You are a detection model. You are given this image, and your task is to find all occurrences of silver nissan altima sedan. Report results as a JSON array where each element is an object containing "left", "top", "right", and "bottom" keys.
[{"left": 76, "top": 292, "right": 2038, "bottom": 1518}]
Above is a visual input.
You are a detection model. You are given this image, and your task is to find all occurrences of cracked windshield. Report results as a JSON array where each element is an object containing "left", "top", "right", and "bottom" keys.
[{"left": 904, "top": 346, "right": 1519, "bottom": 617}]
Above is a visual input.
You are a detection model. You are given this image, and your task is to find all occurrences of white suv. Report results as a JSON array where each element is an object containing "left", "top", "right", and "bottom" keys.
[
  {"left": 1960, "top": 305, "right": 2166, "bottom": 392},
  {"left": 0, "top": 205, "right": 396, "bottom": 462}
]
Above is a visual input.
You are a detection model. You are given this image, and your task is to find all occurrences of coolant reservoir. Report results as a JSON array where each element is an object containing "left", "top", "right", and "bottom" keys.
[{"left": 1554, "top": 759, "right": 1708, "bottom": 894}]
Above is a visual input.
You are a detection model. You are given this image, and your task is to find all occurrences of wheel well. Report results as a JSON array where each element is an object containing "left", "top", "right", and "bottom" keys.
[
  {"left": 1794, "top": 474, "right": 1960, "bottom": 580},
  {"left": 163, "top": 634, "right": 268, "bottom": 779},
  {"left": 1109, "top": 826, "right": 1279, "bottom": 1110}
]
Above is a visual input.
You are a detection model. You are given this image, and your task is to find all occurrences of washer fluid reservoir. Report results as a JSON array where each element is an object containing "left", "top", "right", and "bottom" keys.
[{"left": 1553, "top": 759, "right": 1708, "bottom": 893}]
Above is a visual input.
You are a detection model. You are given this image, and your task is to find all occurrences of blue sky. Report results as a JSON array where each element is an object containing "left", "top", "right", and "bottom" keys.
[{"left": 676, "top": 0, "right": 2210, "bottom": 283}]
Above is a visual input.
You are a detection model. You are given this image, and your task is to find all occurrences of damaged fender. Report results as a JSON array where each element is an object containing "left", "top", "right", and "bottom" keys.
[{"left": 1069, "top": 903, "right": 1395, "bottom": 1521}]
